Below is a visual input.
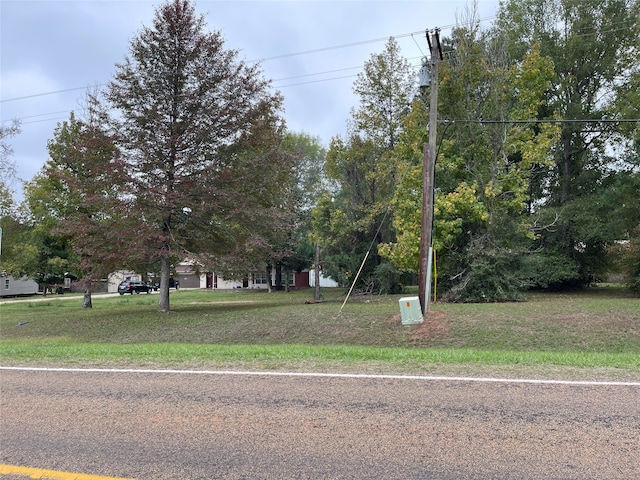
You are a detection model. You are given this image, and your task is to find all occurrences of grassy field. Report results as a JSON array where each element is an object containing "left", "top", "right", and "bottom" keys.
[{"left": 1, "top": 287, "right": 638, "bottom": 380}]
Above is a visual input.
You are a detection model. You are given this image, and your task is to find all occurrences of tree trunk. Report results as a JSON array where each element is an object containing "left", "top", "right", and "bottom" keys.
[
  {"left": 561, "top": 132, "right": 573, "bottom": 205},
  {"left": 266, "top": 265, "right": 272, "bottom": 293},
  {"left": 284, "top": 269, "right": 290, "bottom": 293},
  {"left": 314, "top": 242, "right": 321, "bottom": 302},
  {"left": 275, "top": 263, "right": 283, "bottom": 291},
  {"left": 158, "top": 255, "right": 171, "bottom": 313},
  {"left": 82, "top": 289, "right": 92, "bottom": 309}
]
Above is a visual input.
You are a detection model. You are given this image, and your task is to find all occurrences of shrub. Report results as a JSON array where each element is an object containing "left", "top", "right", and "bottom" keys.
[{"left": 442, "top": 251, "right": 525, "bottom": 303}]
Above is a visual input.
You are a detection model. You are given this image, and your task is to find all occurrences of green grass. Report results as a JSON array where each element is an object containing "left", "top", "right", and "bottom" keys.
[{"left": 1, "top": 287, "right": 638, "bottom": 379}]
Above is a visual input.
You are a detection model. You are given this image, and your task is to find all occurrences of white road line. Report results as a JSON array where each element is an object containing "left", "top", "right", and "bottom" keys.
[{"left": 1, "top": 365, "right": 639, "bottom": 386}]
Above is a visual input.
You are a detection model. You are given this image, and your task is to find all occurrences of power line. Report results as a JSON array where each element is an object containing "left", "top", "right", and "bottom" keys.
[
  {"left": 2, "top": 56, "right": 426, "bottom": 125},
  {"left": 3, "top": 13, "right": 632, "bottom": 122},
  {"left": 0, "top": 18, "right": 486, "bottom": 105},
  {"left": 272, "top": 65, "right": 362, "bottom": 82},
  {"left": 2, "top": 14, "right": 631, "bottom": 106},
  {"left": 1, "top": 86, "right": 103, "bottom": 104},
  {"left": 248, "top": 31, "right": 422, "bottom": 63},
  {"left": 275, "top": 73, "right": 359, "bottom": 89},
  {"left": 443, "top": 119, "right": 640, "bottom": 124},
  {"left": 1, "top": 62, "right": 423, "bottom": 125},
  {"left": 246, "top": 17, "right": 500, "bottom": 63},
  {"left": 20, "top": 116, "right": 70, "bottom": 126}
]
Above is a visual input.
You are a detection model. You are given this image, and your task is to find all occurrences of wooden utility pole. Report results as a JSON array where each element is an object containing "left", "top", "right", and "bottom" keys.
[{"left": 418, "top": 29, "right": 442, "bottom": 316}]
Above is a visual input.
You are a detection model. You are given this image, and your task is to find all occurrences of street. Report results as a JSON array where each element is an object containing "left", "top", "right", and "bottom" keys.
[{"left": 1, "top": 367, "right": 639, "bottom": 479}]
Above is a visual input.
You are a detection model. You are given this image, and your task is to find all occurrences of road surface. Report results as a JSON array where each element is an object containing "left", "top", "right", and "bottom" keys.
[{"left": 1, "top": 367, "right": 639, "bottom": 479}]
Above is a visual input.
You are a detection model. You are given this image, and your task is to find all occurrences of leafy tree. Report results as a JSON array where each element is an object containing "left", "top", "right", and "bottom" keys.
[
  {"left": 0, "top": 121, "right": 21, "bottom": 264},
  {"left": 0, "top": 121, "right": 61, "bottom": 291},
  {"left": 0, "top": 120, "right": 37, "bottom": 290},
  {"left": 273, "top": 132, "right": 327, "bottom": 290},
  {"left": 11, "top": 227, "right": 71, "bottom": 294},
  {"left": 208, "top": 131, "right": 326, "bottom": 292},
  {"left": 313, "top": 38, "right": 415, "bottom": 293},
  {"left": 494, "top": 0, "right": 640, "bottom": 287},
  {"left": 0, "top": 119, "right": 20, "bottom": 187},
  {"left": 23, "top": 105, "right": 132, "bottom": 306},
  {"left": 380, "top": 16, "right": 559, "bottom": 301},
  {"left": 100, "top": 0, "right": 288, "bottom": 311},
  {"left": 6, "top": 162, "right": 73, "bottom": 296},
  {"left": 0, "top": 182, "right": 27, "bottom": 279},
  {"left": 283, "top": 132, "right": 329, "bottom": 214}
]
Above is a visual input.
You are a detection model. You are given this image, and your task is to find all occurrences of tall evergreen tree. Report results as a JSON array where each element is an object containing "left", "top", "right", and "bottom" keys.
[{"left": 103, "top": 0, "right": 287, "bottom": 311}]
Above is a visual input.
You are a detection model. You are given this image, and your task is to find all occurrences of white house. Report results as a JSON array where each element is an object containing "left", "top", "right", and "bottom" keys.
[
  {"left": 308, "top": 269, "right": 340, "bottom": 288},
  {"left": 0, "top": 274, "right": 39, "bottom": 297},
  {"left": 177, "top": 261, "right": 339, "bottom": 290},
  {"left": 105, "top": 261, "right": 339, "bottom": 293},
  {"left": 107, "top": 271, "right": 144, "bottom": 293}
]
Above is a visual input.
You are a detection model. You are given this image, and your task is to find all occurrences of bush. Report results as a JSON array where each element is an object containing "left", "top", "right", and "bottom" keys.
[
  {"left": 372, "top": 261, "right": 408, "bottom": 295},
  {"left": 442, "top": 251, "right": 525, "bottom": 303},
  {"left": 519, "top": 252, "right": 582, "bottom": 289}
]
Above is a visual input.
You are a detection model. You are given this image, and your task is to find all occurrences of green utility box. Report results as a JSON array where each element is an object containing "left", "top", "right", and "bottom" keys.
[{"left": 399, "top": 296, "right": 423, "bottom": 325}]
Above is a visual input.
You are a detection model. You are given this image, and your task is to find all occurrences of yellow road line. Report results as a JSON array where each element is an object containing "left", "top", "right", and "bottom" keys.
[{"left": 0, "top": 464, "right": 135, "bottom": 480}]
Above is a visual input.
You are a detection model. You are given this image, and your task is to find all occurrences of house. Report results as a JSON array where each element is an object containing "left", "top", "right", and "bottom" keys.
[
  {"left": 105, "top": 261, "right": 338, "bottom": 293},
  {"left": 308, "top": 269, "right": 339, "bottom": 288},
  {"left": 177, "top": 261, "right": 332, "bottom": 290},
  {"left": 0, "top": 274, "right": 39, "bottom": 297},
  {"left": 201, "top": 270, "right": 307, "bottom": 290},
  {"left": 107, "top": 270, "right": 145, "bottom": 293}
]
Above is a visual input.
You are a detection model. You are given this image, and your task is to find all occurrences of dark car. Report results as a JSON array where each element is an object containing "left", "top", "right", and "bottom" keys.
[{"left": 117, "top": 280, "right": 152, "bottom": 295}]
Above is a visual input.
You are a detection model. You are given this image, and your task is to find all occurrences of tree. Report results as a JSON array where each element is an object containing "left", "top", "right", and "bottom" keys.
[
  {"left": 208, "top": 131, "right": 327, "bottom": 293},
  {"left": 380, "top": 12, "right": 559, "bottom": 301},
  {"left": 0, "top": 120, "right": 21, "bottom": 258},
  {"left": 0, "top": 121, "right": 51, "bottom": 289},
  {"left": 494, "top": 0, "right": 640, "bottom": 287},
  {"left": 24, "top": 104, "right": 131, "bottom": 306},
  {"left": 0, "top": 119, "right": 20, "bottom": 187},
  {"left": 272, "top": 132, "right": 327, "bottom": 291},
  {"left": 313, "top": 37, "right": 415, "bottom": 293},
  {"left": 0, "top": 183, "right": 27, "bottom": 279},
  {"left": 102, "top": 0, "right": 287, "bottom": 311},
  {"left": 0, "top": 121, "right": 67, "bottom": 296}
]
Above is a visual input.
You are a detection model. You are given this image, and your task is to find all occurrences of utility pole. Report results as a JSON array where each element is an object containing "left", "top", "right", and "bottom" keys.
[{"left": 418, "top": 29, "right": 442, "bottom": 316}]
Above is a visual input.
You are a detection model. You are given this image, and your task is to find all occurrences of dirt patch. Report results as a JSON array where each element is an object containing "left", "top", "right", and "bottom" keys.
[{"left": 410, "top": 309, "right": 451, "bottom": 343}]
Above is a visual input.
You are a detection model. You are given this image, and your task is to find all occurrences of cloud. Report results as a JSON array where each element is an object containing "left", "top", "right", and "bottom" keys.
[
  {"left": 1, "top": 0, "right": 501, "bottom": 202},
  {"left": 1, "top": 65, "right": 61, "bottom": 102}
]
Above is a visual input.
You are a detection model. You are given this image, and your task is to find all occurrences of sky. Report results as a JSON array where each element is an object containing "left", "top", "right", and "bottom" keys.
[{"left": 1, "top": 0, "right": 500, "bottom": 202}]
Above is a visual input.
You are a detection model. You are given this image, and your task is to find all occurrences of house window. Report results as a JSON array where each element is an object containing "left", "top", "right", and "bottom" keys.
[
  {"left": 4, "top": 278, "right": 10, "bottom": 290},
  {"left": 287, "top": 273, "right": 295, "bottom": 286},
  {"left": 254, "top": 273, "right": 269, "bottom": 285}
]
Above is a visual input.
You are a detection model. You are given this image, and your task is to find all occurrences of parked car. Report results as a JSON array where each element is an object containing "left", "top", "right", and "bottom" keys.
[
  {"left": 146, "top": 280, "right": 177, "bottom": 290},
  {"left": 117, "top": 280, "right": 152, "bottom": 295}
]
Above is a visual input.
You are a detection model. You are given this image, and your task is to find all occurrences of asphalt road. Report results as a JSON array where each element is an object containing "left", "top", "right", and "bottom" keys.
[{"left": 1, "top": 368, "right": 639, "bottom": 479}]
